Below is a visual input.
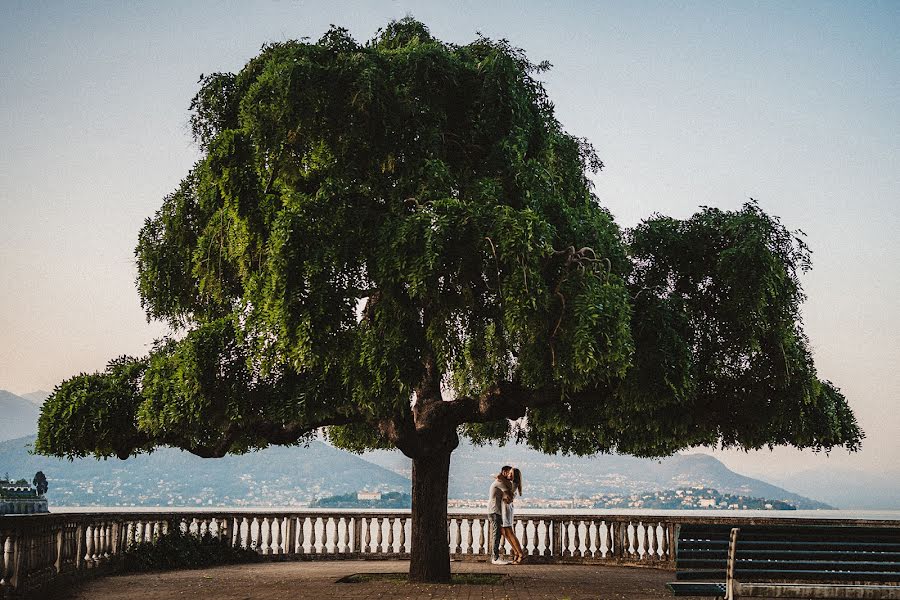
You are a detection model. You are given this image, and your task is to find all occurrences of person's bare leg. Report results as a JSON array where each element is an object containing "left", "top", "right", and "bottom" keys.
[
  {"left": 509, "top": 528, "right": 525, "bottom": 562},
  {"left": 500, "top": 527, "right": 515, "bottom": 559},
  {"left": 502, "top": 527, "right": 523, "bottom": 562}
]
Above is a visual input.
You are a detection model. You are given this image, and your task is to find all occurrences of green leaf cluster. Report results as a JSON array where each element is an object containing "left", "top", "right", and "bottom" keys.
[{"left": 38, "top": 19, "right": 861, "bottom": 462}]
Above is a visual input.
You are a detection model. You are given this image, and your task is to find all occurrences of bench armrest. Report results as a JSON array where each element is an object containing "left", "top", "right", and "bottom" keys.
[{"left": 724, "top": 527, "right": 740, "bottom": 600}]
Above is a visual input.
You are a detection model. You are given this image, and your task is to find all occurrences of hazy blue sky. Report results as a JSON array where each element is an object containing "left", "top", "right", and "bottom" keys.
[{"left": 1, "top": 1, "right": 897, "bottom": 480}]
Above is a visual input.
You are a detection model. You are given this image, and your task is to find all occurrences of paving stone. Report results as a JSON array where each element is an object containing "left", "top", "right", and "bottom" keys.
[{"left": 52, "top": 560, "right": 711, "bottom": 600}]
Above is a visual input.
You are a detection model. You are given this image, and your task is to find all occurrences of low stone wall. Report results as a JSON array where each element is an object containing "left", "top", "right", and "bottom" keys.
[
  {"left": 1, "top": 510, "right": 898, "bottom": 599},
  {"left": 0, "top": 500, "right": 48, "bottom": 517}
]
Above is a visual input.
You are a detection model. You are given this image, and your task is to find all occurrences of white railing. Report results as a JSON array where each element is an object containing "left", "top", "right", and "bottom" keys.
[{"left": 2, "top": 510, "right": 898, "bottom": 598}]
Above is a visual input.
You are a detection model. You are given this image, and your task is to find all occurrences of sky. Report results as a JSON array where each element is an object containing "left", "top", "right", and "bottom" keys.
[{"left": 1, "top": 1, "right": 898, "bottom": 482}]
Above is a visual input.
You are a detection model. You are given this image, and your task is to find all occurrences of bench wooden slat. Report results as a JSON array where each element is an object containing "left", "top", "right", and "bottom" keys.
[
  {"left": 666, "top": 582, "right": 727, "bottom": 597},
  {"left": 734, "top": 582, "right": 900, "bottom": 599},
  {"left": 732, "top": 570, "right": 900, "bottom": 583},
  {"left": 677, "top": 560, "right": 900, "bottom": 574},
  {"left": 737, "top": 550, "right": 900, "bottom": 562},
  {"left": 739, "top": 563, "right": 900, "bottom": 573},
  {"left": 737, "top": 541, "right": 900, "bottom": 551}
]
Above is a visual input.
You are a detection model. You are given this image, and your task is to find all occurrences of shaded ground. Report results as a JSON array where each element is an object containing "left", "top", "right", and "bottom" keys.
[{"left": 54, "top": 560, "right": 709, "bottom": 600}]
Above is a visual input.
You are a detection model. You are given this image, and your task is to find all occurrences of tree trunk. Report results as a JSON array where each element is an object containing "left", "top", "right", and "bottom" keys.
[{"left": 407, "top": 446, "right": 453, "bottom": 583}]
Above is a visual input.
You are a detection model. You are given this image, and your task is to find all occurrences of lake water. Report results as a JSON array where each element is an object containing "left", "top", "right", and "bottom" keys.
[{"left": 48, "top": 506, "right": 900, "bottom": 521}]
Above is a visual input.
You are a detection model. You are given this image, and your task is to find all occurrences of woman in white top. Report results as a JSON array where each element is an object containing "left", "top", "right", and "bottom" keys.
[{"left": 501, "top": 468, "right": 525, "bottom": 563}]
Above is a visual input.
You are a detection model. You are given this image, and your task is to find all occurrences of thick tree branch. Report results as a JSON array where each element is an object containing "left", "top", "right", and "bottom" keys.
[
  {"left": 183, "top": 413, "right": 366, "bottom": 458},
  {"left": 416, "top": 381, "right": 563, "bottom": 430}
]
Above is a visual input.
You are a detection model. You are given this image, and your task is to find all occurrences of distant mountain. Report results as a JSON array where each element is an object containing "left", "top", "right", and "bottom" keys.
[
  {"left": 363, "top": 441, "right": 832, "bottom": 509},
  {"left": 0, "top": 435, "right": 409, "bottom": 507},
  {"left": 0, "top": 431, "right": 834, "bottom": 509},
  {"left": 0, "top": 390, "right": 40, "bottom": 442},
  {"left": 20, "top": 390, "right": 50, "bottom": 406},
  {"left": 763, "top": 468, "right": 900, "bottom": 510}
]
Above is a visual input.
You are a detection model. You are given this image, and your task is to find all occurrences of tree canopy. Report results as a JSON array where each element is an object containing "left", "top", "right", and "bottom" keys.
[{"left": 37, "top": 18, "right": 861, "bottom": 466}]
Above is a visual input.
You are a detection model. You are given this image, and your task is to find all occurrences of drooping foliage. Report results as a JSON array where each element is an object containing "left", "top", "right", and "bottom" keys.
[{"left": 37, "top": 18, "right": 861, "bottom": 466}]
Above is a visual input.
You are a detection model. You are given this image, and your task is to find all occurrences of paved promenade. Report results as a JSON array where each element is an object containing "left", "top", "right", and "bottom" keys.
[{"left": 55, "top": 560, "right": 704, "bottom": 600}]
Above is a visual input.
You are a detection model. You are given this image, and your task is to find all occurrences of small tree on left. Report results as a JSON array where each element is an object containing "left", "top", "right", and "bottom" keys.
[{"left": 33, "top": 471, "right": 48, "bottom": 496}]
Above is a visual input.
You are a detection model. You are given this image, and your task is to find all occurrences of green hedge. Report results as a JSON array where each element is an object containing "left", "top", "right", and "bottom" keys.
[{"left": 123, "top": 528, "right": 260, "bottom": 572}]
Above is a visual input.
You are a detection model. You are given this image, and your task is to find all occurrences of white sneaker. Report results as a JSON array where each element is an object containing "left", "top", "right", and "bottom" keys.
[{"left": 491, "top": 558, "right": 510, "bottom": 565}]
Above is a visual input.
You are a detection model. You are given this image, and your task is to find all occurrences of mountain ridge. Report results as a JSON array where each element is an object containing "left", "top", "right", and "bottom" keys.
[
  {"left": 0, "top": 434, "right": 832, "bottom": 509},
  {"left": 0, "top": 390, "right": 41, "bottom": 442}
]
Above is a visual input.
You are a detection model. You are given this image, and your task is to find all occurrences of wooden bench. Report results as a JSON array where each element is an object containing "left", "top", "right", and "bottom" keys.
[{"left": 667, "top": 524, "right": 900, "bottom": 599}]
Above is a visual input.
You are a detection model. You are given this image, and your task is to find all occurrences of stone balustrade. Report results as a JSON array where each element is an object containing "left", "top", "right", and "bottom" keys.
[{"left": 2, "top": 510, "right": 898, "bottom": 598}]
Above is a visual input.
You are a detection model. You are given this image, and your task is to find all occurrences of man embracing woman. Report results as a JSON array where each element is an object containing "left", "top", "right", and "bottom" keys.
[{"left": 488, "top": 465, "right": 525, "bottom": 565}]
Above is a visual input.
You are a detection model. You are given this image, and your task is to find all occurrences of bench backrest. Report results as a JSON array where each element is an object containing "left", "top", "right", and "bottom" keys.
[{"left": 675, "top": 524, "right": 900, "bottom": 584}]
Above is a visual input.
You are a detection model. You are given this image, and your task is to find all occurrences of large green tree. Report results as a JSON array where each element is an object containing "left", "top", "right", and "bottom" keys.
[{"left": 37, "top": 19, "right": 861, "bottom": 582}]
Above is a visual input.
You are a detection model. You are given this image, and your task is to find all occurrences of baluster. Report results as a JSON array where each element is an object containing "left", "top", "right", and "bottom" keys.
[
  {"left": 523, "top": 519, "right": 533, "bottom": 556},
  {"left": 602, "top": 520, "right": 610, "bottom": 559},
  {"left": 2, "top": 534, "right": 12, "bottom": 587},
  {"left": 83, "top": 526, "right": 94, "bottom": 566},
  {"left": 331, "top": 518, "right": 339, "bottom": 554},
  {"left": 361, "top": 518, "right": 370, "bottom": 554},
  {"left": 572, "top": 520, "right": 582, "bottom": 558},
  {"left": 639, "top": 522, "right": 648, "bottom": 558},
  {"left": 655, "top": 523, "right": 663, "bottom": 559},
  {"left": 296, "top": 517, "right": 306, "bottom": 554},
  {"left": 559, "top": 520, "right": 569, "bottom": 558},
  {"left": 460, "top": 518, "right": 468, "bottom": 554},
  {"left": 373, "top": 518, "right": 382, "bottom": 554},
  {"left": 586, "top": 521, "right": 596, "bottom": 558},
  {"left": 283, "top": 516, "right": 295, "bottom": 554},
  {"left": 472, "top": 518, "right": 481, "bottom": 555},
  {"left": 260, "top": 518, "right": 271, "bottom": 555},
  {"left": 102, "top": 522, "right": 111, "bottom": 559},
  {"left": 339, "top": 517, "right": 347, "bottom": 553},
  {"left": 220, "top": 517, "right": 231, "bottom": 546},
  {"left": 655, "top": 523, "right": 664, "bottom": 559},
  {"left": 54, "top": 526, "right": 64, "bottom": 573},
  {"left": 275, "top": 517, "right": 285, "bottom": 555},
  {"left": 449, "top": 519, "right": 458, "bottom": 554},
  {"left": 105, "top": 521, "right": 112, "bottom": 558},
  {"left": 247, "top": 518, "right": 257, "bottom": 551},
  {"left": 471, "top": 519, "right": 491, "bottom": 554},
  {"left": 386, "top": 518, "right": 395, "bottom": 554},
  {"left": 327, "top": 517, "right": 336, "bottom": 554},
  {"left": 93, "top": 524, "right": 101, "bottom": 563},
  {"left": 629, "top": 522, "right": 637, "bottom": 558},
  {"left": 310, "top": 518, "right": 319, "bottom": 554},
  {"left": 398, "top": 517, "right": 407, "bottom": 554},
  {"left": 236, "top": 518, "right": 246, "bottom": 550},
  {"left": 666, "top": 523, "right": 676, "bottom": 562},
  {"left": 352, "top": 517, "right": 361, "bottom": 554}
]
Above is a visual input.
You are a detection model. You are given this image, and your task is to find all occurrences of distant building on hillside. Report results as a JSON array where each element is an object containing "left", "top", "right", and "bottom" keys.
[
  {"left": 357, "top": 491, "right": 382, "bottom": 501},
  {"left": 0, "top": 474, "right": 49, "bottom": 515}
]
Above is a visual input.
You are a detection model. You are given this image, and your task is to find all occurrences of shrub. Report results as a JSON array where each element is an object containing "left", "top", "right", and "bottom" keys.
[{"left": 123, "top": 528, "right": 260, "bottom": 572}]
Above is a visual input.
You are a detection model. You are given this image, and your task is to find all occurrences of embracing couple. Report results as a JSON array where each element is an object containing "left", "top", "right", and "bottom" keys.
[{"left": 487, "top": 465, "right": 524, "bottom": 565}]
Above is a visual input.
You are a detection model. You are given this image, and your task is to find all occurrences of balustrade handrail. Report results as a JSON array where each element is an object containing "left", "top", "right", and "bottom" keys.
[{"left": 2, "top": 509, "right": 899, "bottom": 599}]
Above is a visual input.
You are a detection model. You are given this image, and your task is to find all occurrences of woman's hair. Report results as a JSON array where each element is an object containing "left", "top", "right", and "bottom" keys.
[{"left": 512, "top": 468, "right": 523, "bottom": 496}]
